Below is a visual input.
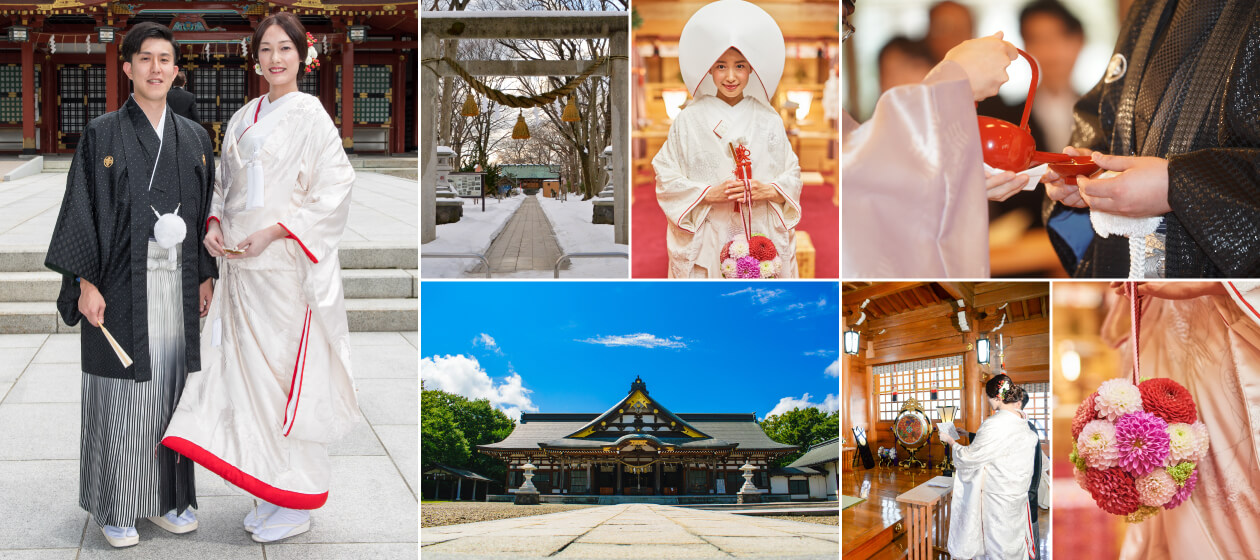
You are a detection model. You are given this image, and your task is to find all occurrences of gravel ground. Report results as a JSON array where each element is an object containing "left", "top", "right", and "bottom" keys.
[
  {"left": 421, "top": 502, "right": 599, "bottom": 527},
  {"left": 761, "top": 515, "right": 839, "bottom": 526}
]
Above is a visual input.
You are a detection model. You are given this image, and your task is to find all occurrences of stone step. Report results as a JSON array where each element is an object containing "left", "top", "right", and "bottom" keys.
[
  {"left": 351, "top": 156, "right": 417, "bottom": 169},
  {"left": 41, "top": 157, "right": 72, "bottom": 172},
  {"left": 0, "top": 269, "right": 417, "bottom": 302},
  {"left": 0, "top": 297, "right": 416, "bottom": 334},
  {"left": 364, "top": 168, "right": 417, "bottom": 181},
  {"left": 0, "top": 244, "right": 416, "bottom": 273}
]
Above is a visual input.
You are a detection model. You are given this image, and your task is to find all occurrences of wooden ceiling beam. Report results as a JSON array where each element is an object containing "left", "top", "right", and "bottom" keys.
[
  {"left": 842, "top": 282, "right": 924, "bottom": 305},
  {"left": 973, "top": 283, "right": 1050, "bottom": 308},
  {"left": 938, "top": 282, "right": 974, "bottom": 308}
]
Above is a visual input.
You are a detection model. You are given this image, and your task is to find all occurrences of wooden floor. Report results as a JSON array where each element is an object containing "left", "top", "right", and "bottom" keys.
[{"left": 843, "top": 466, "right": 1050, "bottom": 559}]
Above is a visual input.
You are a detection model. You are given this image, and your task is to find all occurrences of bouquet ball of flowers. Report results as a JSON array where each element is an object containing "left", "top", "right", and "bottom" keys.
[
  {"left": 720, "top": 233, "right": 782, "bottom": 279},
  {"left": 1070, "top": 377, "right": 1208, "bottom": 523}
]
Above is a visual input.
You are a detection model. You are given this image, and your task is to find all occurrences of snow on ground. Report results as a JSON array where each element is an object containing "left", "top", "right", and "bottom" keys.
[
  {"left": 537, "top": 195, "right": 628, "bottom": 279},
  {"left": 420, "top": 195, "right": 524, "bottom": 278}
]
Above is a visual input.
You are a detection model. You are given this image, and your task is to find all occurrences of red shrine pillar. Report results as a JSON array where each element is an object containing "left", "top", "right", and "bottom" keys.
[
  {"left": 106, "top": 40, "right": 119, "bottom": 112},
  {"left": 20, "top": 40, "right": 35, "bottom": 154},
  {"left": 340, "top": 37, "right": 354, "bottom": 154}
]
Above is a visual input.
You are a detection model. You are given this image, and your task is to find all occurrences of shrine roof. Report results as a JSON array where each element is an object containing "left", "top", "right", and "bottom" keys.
[
  {"left": 499, "top": 164, "right": 560, "bottom": 180},
  {"left": 480, "top": 415, "right": 795, "bottom": 452},
  {"left": 785, "top": 437, "right": 840, "bottom": 469}
]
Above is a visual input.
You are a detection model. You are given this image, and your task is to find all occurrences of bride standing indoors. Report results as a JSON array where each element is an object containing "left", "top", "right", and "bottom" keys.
[
  {"left": 940, "top": 373, "right": 1039, "bottom": 560},
  {"left": 653, "top": 0, "right": 803, "bottom": 278},
  {"left": 161, "top": 11, "right": 361, "bottom": 543}
]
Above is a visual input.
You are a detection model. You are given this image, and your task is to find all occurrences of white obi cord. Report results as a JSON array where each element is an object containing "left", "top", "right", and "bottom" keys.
[
  {"left": 1088, "top": 171, "right": 1163, "bottom": 279},
  {"left": 246, "top": 144, "right": 265, "bottom": 210}
]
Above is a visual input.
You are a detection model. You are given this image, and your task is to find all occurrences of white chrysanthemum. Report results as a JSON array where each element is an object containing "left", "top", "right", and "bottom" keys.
[
  {"left": 730, "top": 239, "right": 750, "bottom": 259},
  {"left": 1096, "top": 378, "right": 1143, "bottom": 421}
]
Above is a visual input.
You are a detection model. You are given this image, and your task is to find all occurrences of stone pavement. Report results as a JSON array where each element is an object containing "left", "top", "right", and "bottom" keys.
[
  {"left": 421, "top": 503, "right": 838, "bottom": 559},
  {"left": 0, "top": 331, "right": 418, "bottom": 559},
  {"left": 481, "top": 195, "right": 564, "bottom": 274},
  {"left": 0, "top": 169, "right": 417, "bottom": 248}
]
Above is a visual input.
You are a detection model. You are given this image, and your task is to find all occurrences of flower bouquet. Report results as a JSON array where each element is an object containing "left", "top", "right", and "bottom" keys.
[
  {"left": 720, "top": 234, "right": 782, "bottom": 278},
  {"left": 718, "top": 139, "right": 782, "bottom": 279},
  {"left": 1069, "top": 283, "right": 1209, "bottom": 523}
]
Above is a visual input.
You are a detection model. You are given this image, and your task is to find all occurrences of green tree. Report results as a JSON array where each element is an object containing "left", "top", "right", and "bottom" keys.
[
  {"left": 421, "top": 389, "right": 470, "bottom": 467},
  {"left": 760, "top": 407, "right": 841, "bottom": 467},
  {"left": 421, "top": 388, "right": 517, "bottom": 490}
]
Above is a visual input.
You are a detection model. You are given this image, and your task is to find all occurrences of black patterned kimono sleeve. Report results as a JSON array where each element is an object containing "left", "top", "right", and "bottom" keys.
[
  {"left": 1165, "top": 27, "right": 1260, "bottom": 277},
  {"left": 45, "top": 126, "right": 100, "bottom": 326},
  {"left": 195, "top": 127, "right": 218, "bottom": 283}
]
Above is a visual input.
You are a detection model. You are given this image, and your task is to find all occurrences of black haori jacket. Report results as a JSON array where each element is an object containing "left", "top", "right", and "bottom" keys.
[
  {"left": 1045, "top": 0, "right": 1260, "bottom": 277},
  {"left": 45, "top": 97, "right": 217, "bottom": 381}
]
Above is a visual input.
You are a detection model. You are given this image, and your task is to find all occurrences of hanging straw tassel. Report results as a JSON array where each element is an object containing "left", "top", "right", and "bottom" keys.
[
  {"left": 512, "top": 112, "right": 530, "bottom": 139},
  {"left": 561, "top": 95, "right": 580, "bottom": 122},
  {"left": 461, "top": 93, "right": 479, "bottom": 117}
]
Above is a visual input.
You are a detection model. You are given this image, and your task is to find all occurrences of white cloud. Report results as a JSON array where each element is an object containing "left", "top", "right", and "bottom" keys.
[
  {"left": 472, "top": 333, "right": 503, "bottom": 355},
  {"left": 421, "top": 354, "right": 538, "bottom": 421},
  {"left": 763, "top": 392, "right": 841, "bottom": 419},
  {"left": 805, "top": 349, "right": 837, "bottom": 357},
  {"left": 578, "top": 333, "right": 687, "bottom": 349},
  {"left": 723, "top": 287, "right": 786, "bottom": 304},
  {"left": 824, "top": 359, "right": 840, "bottom": 378}
]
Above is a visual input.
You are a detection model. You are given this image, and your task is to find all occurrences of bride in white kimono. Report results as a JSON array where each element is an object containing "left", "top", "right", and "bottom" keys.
[
  {"left": 940, "top": 374, "right": 1039, "bottom": 560},
  {"left": 161, "top": 12, "right": 360, "bottom": 543},
  {"left": 653, "top": 0, "right": 803, "bottom": 278}
]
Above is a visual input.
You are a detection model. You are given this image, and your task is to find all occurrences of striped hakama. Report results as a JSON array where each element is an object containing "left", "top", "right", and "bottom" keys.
[{"left": 79, "top": 241, "right": 196, "bottom": 528}]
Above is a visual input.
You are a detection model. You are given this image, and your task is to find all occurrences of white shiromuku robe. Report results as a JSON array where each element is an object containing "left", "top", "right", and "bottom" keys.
[
  {"left": 162, "top": 92, "right": 361, "bottom": 509},
  {"left": 1107, "top": 282, "right": 1260, "bottom": 559},
  {"left": 653, "top": 95, "right": 802, "bottom": 278},
  {"left": 948, "top": 409, "right": 1038, "bottom": 560},
  {"left": 842, "top": 61, "right": 990, "bottom": 278}
]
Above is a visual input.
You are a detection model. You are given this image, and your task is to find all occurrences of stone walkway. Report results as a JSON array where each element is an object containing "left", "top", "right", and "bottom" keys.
[
  {"left": 0, "top": 331, "right": 418, "bottom": 558},
  {"left": 481, "top": 195, "right": 564, "bottom": 274},
  {"left": 421, "top": 503, "right": 838, "bottom": 559}
]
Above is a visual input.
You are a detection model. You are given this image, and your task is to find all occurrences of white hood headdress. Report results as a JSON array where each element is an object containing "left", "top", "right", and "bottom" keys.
[{"left": 678, "top": 0, "right": 786, "bottom": 108}]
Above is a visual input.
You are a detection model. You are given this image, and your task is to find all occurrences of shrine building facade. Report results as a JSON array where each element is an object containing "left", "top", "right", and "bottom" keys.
[
  {"left": 0, "top": 1, "right": 416, "bottom": 155},
  {"left": 479, "top": 377, "right": 797, "bottom": 502}
]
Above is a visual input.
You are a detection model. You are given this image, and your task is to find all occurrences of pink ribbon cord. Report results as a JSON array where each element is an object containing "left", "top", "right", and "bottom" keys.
[{"left": 1129, "top": 282, "right": 1142, "bottom": 383}]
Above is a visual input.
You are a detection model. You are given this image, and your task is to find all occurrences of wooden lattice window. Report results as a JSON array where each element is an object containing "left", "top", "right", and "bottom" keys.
[
  {"left": 1025, "top": 382, "right": 1050, "bottom": 442},
  {"left": 874, "top": 356, "right": 964, "bottom": 422}
]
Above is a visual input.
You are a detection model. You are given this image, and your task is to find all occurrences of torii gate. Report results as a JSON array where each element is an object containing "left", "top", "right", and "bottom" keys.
[{"left": 420, "top": 11, "right": 629, "bottom": 245}]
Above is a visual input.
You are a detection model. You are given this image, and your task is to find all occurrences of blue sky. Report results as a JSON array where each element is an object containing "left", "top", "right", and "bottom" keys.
[{"left": 420, "top": 282, "right": 840, "bottom": 421}]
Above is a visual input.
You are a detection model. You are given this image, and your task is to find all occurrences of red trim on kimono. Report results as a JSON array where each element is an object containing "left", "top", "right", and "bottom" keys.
[
  {"left": 768, "top": 182, "right": 796, "bottom": 231},
  {"left": 283, "top": 307, "right": 312, "bottom": 435},
  {"left": 676, "top": 187, "right": 713, "bottom": 234},
  {"left": 161, "top": 436, "right": 328, "bottom": 509},
  {"left": 712, "top": 120, "right": 724, "bottom": 138},
  {"left": 1227, "top": 282, "right": 1260, "bottom": 320},
  {"left": 206, "top": 216, "right": 221, "bottom": 231},
  {"left": 1025, "top": 501, "right": 1035, "bottom": 559},
  {"left": 277, "top": 223, "right": 319, "bottom": 263}
]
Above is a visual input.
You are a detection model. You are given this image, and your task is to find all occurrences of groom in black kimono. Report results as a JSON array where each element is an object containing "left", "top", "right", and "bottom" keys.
[
  {"left": 1043, "top": 0, "right": 1260, "bottom": 277},
  {"left": 43, "top": 22, "right": 216, "bottom": 547}
]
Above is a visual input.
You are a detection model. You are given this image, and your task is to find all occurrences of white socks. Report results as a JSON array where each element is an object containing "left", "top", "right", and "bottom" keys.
[
  {"left": 244, "top": 501, "right": 282, "bottom": 532},
  {"left": 250, "top": 504, "right": 312, "bottom": 543}
]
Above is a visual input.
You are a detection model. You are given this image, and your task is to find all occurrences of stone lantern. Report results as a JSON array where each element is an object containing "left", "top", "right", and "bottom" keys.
[
  {"left": 593, "top": 145, "right": 615, "bottom": 224},
  {"left": 737, "top": 462, "right": 761, "bottom": 504},
  {"left": 514, "top": 462, "right": 540, "bottom": 505}
]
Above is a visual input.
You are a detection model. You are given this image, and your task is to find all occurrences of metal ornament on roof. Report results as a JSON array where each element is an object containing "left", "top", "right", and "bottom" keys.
[{"left": 49, "top": 36, "right": 55, "bottom": 54}]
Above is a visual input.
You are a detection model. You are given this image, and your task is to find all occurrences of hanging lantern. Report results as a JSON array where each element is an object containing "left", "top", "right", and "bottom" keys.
[
  {"left": 511, "top": 111, "right": 530, "bottom": 140},
  {"left": 561, "top": 95, "right": 580, "bottom": 122},
  {"left": 461, "top": 94, "right": 479, "bottom": 117}
]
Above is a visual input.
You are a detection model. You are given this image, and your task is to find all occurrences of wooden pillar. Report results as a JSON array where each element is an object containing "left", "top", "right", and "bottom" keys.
[
  {"left": 20, "top": 41, "right": 35, "bottom": 154},
  {"left": 105, "top": 40, "right": 119, "bottom": 112},
  {"left": 964, "top": 332, "right": 983, "bottom": 434},
  {"left": 340, "top": 38, "right": 354, "bottom": 154},
  {"left": 609, "top": 29, "right": 628, "bottom": 245},
  {"left": 654, "top": 464, "right": 661, "bottom": 495},
  {"left": 561, "top": 463, "right": 567, "bottom": 494},
  {"left": 616, "top": 465, "right": 622, "bottom": 494},
  {"left": 456, "top": 477, "right": 463, "bottom": 501},
  {"left": 420, "top": 31, "right": 436, "bottom": 244},
  {"left": 392, "top": 53, "right": 405, "bottom": 154}
]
